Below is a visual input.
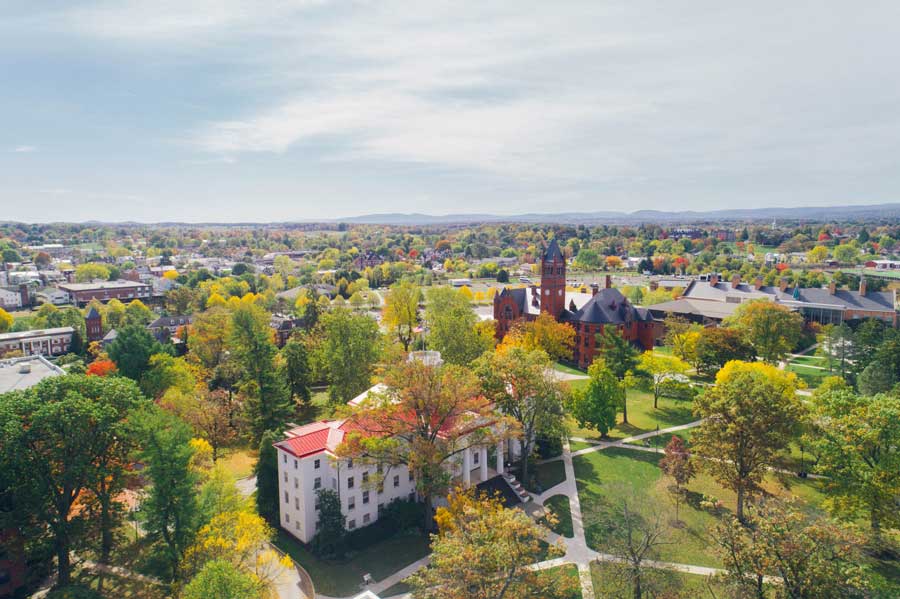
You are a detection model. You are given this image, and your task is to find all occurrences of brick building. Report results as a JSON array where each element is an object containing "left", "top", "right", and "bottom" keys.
[
  {"left": 0, "top": 327, "right": 74, "bottom": 357},
  {"left": 58, "top": 280, "right": 151, "bottom": 306},
  {"left": 493, "top": 240, "right": 658, "bottom": 368}
]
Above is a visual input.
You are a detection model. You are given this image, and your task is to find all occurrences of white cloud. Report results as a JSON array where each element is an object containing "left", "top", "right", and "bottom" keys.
[{"left": 13, "top": 145, "right": 36, "bottom": 153}]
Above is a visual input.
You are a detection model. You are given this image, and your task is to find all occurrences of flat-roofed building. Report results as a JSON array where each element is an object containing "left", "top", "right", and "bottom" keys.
[
  {"left": 0, "top": 355, "right": 65, "bottom": 394},
  {"left": 0, "top": 327, "right": 74, "bottom": 357},
  {"left": 58, "top": 279, "right": 151, "bottom": 306}
]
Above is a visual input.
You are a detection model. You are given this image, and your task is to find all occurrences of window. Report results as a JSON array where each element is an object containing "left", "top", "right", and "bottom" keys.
[
  {"left": 294, "top": 477, "right": 298, "bottom": 489},
  {"left": 363, "top": 513, "right": 370, "bottom": 524},
  {"left": 348, "top": 497, "right": 355, "bottom": 510},
  {"left": 293, "top": 459, "right": 298, "bottom": 469},
  {"left": 285, "top": 513, "right": 290, "bottom": 523},
  {"left": 348, "top": 519, "right": 356, "bottom": 530},
  {"left": 347, "top": 476, "right": 355, "bottom": 489},
  {"left": 314, "top": 459, "right": 321, "bottom": 469},
  {"left": 283, "top": 472, "right": 288, "bottom": 482},
  {"left": 362, "top": 471, "right": 369, "bottom": 483},
  {"left": 283, "top": 454, "right": 287, "bottom": 463},
  {"left": 295, "top": 497, "right": 299, "bottom": 510},
  {"left": 393, "top": 475, "right": 400, "bottom": 488},
  {"left": 408, "top": 470, "right": 414, "bottom": 482},
  {"left": 473, "top": 451, "right": 479, "bottom": 465},
  {"left": 347, "top": 459, "right": 353, "bottom": 469},
  {"left": 363, "top": 491, "right": 370, "bottom": 504},
  {"left": 295, "top": 520, "right": 301, "bottom": 530},
  {"left": 284, "top": 492, "right": 289, "bottom": 503},
  {"left": 314, "top": 477, "right": 321, "bottom": 490}
]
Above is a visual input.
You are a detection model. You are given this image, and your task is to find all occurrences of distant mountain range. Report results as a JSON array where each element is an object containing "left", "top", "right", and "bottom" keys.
[{"left": 335, "top": 203, "right": 900, "bottom": 225}]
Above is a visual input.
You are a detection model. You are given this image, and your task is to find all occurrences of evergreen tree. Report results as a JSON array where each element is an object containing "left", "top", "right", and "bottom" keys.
[
  {"left": 254, "top": 430, "right": 280, "bottom": 526},
  {"left": 280, "top": 337, "right": 311, "bottom": 404},
  {"left": 312, "top": 489, "right": 346, "bottom": 558}
]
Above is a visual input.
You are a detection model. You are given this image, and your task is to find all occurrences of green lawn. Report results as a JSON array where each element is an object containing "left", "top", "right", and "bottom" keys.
[
  {"left": 543, "top": 494, "right": 574, "bottom": 538},
  {"left": 785, "top": 363, "right": 829, "bottom": 388},
  {"left": 554, "top": 362, "right": 587, "bottom": 376},
  {"left": 590, "top": 561, "right": 724, "bottom": 599},
  {"left": 566, "top": 389, "right": 697, "bottom": 443},
  {"left": 788, "top": 354, "right": 826, "bottom": 367},
  {"left": 526, "top": 460, "right": 567, "bottom": 493},
  {"left": 574, "top": 446, "right": 827, "bottom": 568},
  {"left": 624, "top": 428, "right": 693, "bottom": 449},
  {"left": 549, "top": 564, "right": 582, "bottom": 599},
  {"left": 570, "top": 440, "right": 598, "bottom": 452},
  {"left": 216, "top": 446, "right": 257, "bottom": 481},
  {"left": 274, "top": 530, "right": 431, "bottom": 597}
]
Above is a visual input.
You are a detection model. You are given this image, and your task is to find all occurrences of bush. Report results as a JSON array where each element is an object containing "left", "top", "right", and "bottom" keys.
[
  {"left": 46, "top": 585, "right": 103, "bottom": 599},
  {"left": 345, "top": 498, "right": 423, "bottom": 551}
]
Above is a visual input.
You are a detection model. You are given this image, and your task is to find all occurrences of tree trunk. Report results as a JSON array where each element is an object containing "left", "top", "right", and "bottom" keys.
[
  {"left": 653, "top": 388, "right": 658, "bottom": 410},
  {"left": 622, "top": 395, "right": 629, "bottom": 424},
  {"left": 423, "top": 494, "right": 434, "bottom": 532},
  {"left": 520, "top": 440, "right": 531, "bottom": 484},
  {"left": 56, "top": 527, "right": 71, "bottom": 586},
  {"left": 736, "top": 483, "right": 745, "bottom": 524},
  {"left": 633, "top": 568, "right": 642, "bottom": 599}
]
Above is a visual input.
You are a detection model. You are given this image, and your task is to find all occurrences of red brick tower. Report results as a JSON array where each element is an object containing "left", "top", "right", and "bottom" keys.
[
  {"left": 85, "top": 306, "right": 103, "bottom": 343},
  {"left": 540, "top": 239, "right": 566, "bottom": 318}
]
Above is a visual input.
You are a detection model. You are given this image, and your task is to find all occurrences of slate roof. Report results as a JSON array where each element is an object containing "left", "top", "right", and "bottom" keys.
[
  {"left": 564, "top": 288, "right": 654, "bottom": 325},
  {"left": 85, "top": 306, "right": 101, "bottom": 320},
  {"left": 148, "top": 315, "right": 192, "bottom": 329},
  {"left": 681, "top": 280, "right": 896, "bottom": 313},
  {"left": 542, "top": 239, "right": 564, "bottom": 262}
]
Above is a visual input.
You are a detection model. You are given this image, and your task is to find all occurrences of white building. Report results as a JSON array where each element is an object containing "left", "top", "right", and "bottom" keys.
[
  {"left": 274, "top": 377, "right": 521, "bottom": 544},
  {"left": 0, "top": 288, "right": 22, "bottom": 310},
  {"left": 0, "top": 327, "right": 74, "bottom": 357}
]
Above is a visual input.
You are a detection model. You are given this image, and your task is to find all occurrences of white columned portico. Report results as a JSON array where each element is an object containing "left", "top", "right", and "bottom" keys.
[
  {"left": 496, "top": 442, "right": 504, "bottom": 475},
  {"left": 479, "top": 447, "right": 488, "bottom": 482},
  {"left": 462, "top": 447, "right": 471, "bottom": 486}
]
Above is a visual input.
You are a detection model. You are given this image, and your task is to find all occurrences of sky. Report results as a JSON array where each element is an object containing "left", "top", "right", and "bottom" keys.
[{"left": 2, "top": 1, "right": 900, "bottom": 223}]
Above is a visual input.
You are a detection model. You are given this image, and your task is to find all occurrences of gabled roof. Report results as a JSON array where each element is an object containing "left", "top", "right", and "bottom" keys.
[
  {"left": 565, "top": 288, "right": 654, "bottom": 324},
  {"left": 85, "top": 306, "right": 101, "bottom": 319},
  {"left": 542, "top": 239, "right": 564, "bottom": 262},
  {"left": 275, "top": 420, "right": 349, "bottom": 459}
]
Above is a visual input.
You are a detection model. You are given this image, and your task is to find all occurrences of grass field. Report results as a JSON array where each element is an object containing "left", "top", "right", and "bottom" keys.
[
  {"left": 788, "top": 354, "right": 827, "bottom": 367},
  {"left": 554, "top": 362, "right": 588, "bottom": 376},
  {"left": 785, "top": 363, "right": 829, "bottom": 388},
  {"left": 573, "top": 446, "right": 827, "bottom": 568},
  {"left": 274, "top": 530, "right": 431, "bottom": 597},
  {"left": 590, "top": 561, "right": 724, "bottom": 599},
  {"left": 216, "top": 446, "right": 257, "bottom": 481},
  {"left": 565, "top": 389, "right": 697, "bottom": 442},
  {"left": 543, "top": 494, "right": 574, "bottom": 538}
]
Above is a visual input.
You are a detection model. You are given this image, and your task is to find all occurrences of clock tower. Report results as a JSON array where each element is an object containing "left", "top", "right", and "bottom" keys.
[{"left": 540, "top": 239, "right": 566, "bottom": 318}]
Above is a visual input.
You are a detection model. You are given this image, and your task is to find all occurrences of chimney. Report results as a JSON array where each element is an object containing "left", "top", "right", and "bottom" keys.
[
  {"left": 605, "top": 275, "right": 612, "bottom": 289},
  {"left": 709, "top": 273, "right": 719, "bottom": 287},
  {"left": 828, "top": 280, "right": 836, "bottom": 295},
  {"left": 590, "top": 283, "right": 599, "bottom": 297},
  {"left": 779, "top": 278, "right": 788, "bottom": 292},
  {"left": 754, "top": 276, "right": 763, "bottom": 290},
  {"left": 859, "top": 277, "right": 867, "bottom": 297},
  {"left": 731, "top": 274, "right": 741, "bottom": 289}
]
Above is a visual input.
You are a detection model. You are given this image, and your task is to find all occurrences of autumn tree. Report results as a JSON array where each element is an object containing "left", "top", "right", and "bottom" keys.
[
  {"left": 0, "top": 375, "right": 146, "bottom": 586},
  {"left": 382, "top": 280, "right": 421, "bottom": 351},
  {"left": 724, "top": 300, "right": 803, "bottom": 364},
  {"left": 475, "top": 347, "right": 566, "bottom": 484},
  {"left": 188, "top": 306, "right": 232, "bottom": 372},
  {"left": 691, "top": 361, "right": 804, "bottom": 522},
  {"left": 658, "top": 435, "right": 694, "bottom": 523},
  {"left": 182, "top": 559, "right": 262, "bottom": 599},
  {"left": 808, "top": 388, "right": 900, "bottom": 544},
  {"left": 107, "top": 324, "right": 171, "bottom": 381},
  {"left": 185, "top": 388, "right": 237, "bottom": 462},
  {"left": 0, "top": 307, "right": 12, "bottom": 332},
  {"left": 569, "top": 359, "right": 624, "bottom": 438},
  {"left": 140, "top": 352, "right": 197, "bottom": 399},
  {"left": 408, "top": 490, "right": 571, "bottom": 599},
  {"left": 124, "top": 299, "right": 154, "bottom": 327},
  {"left": 498, "top": 313, "right": 575, "bottom": 362},
  {"left": 75, "top": 262, "right": 111, "bottom": 282},
  {"left": 714, "top": 501, "right": 870, "bottom": 599},
  {"left": 338, "top": 359, "right": 515, "bottom": 530},
  {"left": 637, "top": 351, "right": 690, "bottom": 408}
]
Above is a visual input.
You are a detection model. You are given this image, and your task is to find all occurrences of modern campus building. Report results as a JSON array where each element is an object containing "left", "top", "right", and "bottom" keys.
[
  {"left": 58, "top": 280, "right": 151, "bottom": 306},
  {"left": 0, "top": 327, "right": 75, "bottom": 357}
]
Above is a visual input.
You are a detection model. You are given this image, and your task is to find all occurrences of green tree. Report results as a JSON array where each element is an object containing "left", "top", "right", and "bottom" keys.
[
  {"left": 229, "top": 302, "right": 292, "bottom": 442},
  {"left": 569, "top": 359, "right": 624, "bottom": 438},
  {"left": 254, "top": 430, "right": 280, "bottom": 526},
  {"left": 123, "top": 299, "right": 154, "bottom": 326},
  {"left": 311, "top": 489, "right": 346, "bottom": 558},
  {"left": 694, "top": 326, "right": 755, "bottom": 375},
  {"left": 317, "top": 307, "right": 380, "bottom": 406},
  {"left": 182, "top": 559, "right": 262, "bottom": 599},
  {"left": 475, "top": 347, "right": 566, "bottom": 485},
  {"left": 140, "top": 353, "right": 197, "bottom": 399},
  {"left": 692, "top": 361, "right": 803, "bottom": 522},
  {"left": 107, "top": 324, "right": 170, "bottom": 381},
  {"left": 133, "top": 407, "right": 200, "bottom": 580},
  {"left": 724, "top": 300, "right": 803, "bottom": 364},
  {"left": 637, "top": 351, "right": 690, "bottom": 409},
  {"left": 596, "top": 327, "right": 641, "bottom": 423},
  {"left": 425, "top": 287, "right": 492, "bottom": 365},
  {"left": 832, "top": 244, "right": 859, "bottom": 264},
  {"left": 382, "top": 281, "right": 420, "bottom": 351},
  {"left": 280, "top": 337, "right": 311, "bottom": 404},
  {"left": 0, "top": 375, "right": 146, "bottom": 586},
  {"left": 808, "top": 389, "right": 900, "bottom": 543}
]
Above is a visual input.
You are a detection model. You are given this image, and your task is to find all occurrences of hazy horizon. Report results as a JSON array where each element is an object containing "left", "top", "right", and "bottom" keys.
[{"left": 4, "top": 1, "right": 900, "bottom": 222}]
